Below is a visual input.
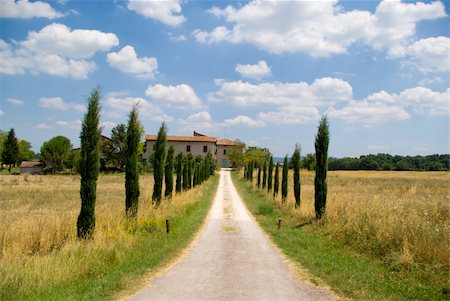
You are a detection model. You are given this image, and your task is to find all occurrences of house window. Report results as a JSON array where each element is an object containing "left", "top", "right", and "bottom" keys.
[
  {"left": 186, "top": 145, "right": 191, "bottom": 152},
  {"left": 223, "top": 149, "right": 227, "bottom": 155},
  {"left": 203, "top": 145, "right": 208, "bottom": 153}
]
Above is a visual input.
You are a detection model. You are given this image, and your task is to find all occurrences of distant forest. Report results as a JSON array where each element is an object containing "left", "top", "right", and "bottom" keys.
[{"left": 327, "top": 154, "right": 449, "bottom": 171}]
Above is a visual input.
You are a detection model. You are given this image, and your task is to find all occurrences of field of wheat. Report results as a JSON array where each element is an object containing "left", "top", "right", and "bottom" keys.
[
  {"left": 247, "top": 170, "right": 449, "bottom": 270},
  {"left": 0, "top": 173, "right": 213, "bottom": 299}
]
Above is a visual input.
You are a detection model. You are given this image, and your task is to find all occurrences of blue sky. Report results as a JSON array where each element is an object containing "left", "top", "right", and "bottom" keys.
[{"left": 0, "top": 0, "right": 449, "bottom": 157}]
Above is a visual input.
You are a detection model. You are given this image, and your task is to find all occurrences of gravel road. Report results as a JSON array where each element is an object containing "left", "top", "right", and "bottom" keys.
[{"left": 127, "top": 169, "right": 334, "bottom": 301}]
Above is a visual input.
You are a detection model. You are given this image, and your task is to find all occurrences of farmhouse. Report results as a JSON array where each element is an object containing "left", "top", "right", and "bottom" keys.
[
  {"left": 143, "top": 131, "right": 236, "bottom": 168},
  {"left": 20, "top": 161, "right": 44, "bottom": 174}
]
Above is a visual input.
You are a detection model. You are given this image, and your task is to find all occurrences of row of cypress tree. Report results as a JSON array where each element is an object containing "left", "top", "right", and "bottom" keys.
[
  {"left": 76, "top": 87, "right": 215, "bottom": 240},
  {"left": 243, "top": 116, "right": 329, "bottom": 219}
]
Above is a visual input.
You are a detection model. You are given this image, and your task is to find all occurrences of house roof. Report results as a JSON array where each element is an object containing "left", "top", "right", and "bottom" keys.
[
  {"left": 217, "top": 139, "right": 236, "bottom": 146},
  {"left": 145, "top": 135, "right": 218, "bottom": 143},
  {"left": 20, "top": 161, "right": 43, "bottom": 168}
]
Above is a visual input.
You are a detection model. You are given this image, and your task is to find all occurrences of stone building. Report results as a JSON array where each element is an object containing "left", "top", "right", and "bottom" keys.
[{"left": 143, "top": 131, "right": 236, "bottom": 168}]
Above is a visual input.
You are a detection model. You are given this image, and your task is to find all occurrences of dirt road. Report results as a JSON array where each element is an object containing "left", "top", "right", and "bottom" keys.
[{"left": 127, "top": 169, "right": 333, "bottom": 301}]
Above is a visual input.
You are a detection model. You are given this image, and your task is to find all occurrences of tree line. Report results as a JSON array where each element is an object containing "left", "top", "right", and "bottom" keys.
[
  {"left": 243, "top": 116, "right": 330, "bottom": 219},
  {"left": 77, "top": 87, "right": 216, "bottom": 239}
]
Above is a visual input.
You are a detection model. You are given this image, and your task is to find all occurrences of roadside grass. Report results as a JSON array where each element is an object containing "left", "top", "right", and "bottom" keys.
[
  {"left": 0, "top": 173, "right": 219, "bottom": 300},
  {"left": 232, "top": 170, "right": 449, "bottom": 300}
]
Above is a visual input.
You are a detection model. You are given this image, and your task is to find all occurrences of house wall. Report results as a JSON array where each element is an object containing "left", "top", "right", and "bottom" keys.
[
  {"left": 143, "top": 141, "right": 217, "bottom": 160},
  {"left": 216, "top": 145, "right": 231, "bottom": 167}
]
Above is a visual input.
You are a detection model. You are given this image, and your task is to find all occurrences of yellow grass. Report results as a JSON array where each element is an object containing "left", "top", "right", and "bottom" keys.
[
  {"left": 249, "top": 170, "right": 449, "bottom": 269},
  {"left": 0, "top": 174, "right": 211, "bottom": 297}
]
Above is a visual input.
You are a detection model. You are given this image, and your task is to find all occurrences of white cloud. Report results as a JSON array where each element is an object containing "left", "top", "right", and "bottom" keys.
[
  {"left": 168, "top": 32, "right": 187, "bottom": 42},
  {"left": 21, "top": 23, "right": 119, "bottom": 59},
  {"left": 223, "top": 115, "right": 265, "bottom": 127},
  {"left": 257, "top": 106, "right": 321, "bottom": 125},
  {"left": 104, "top": 96, "right": 173, "bottom": 122},
  {"left": 127, "top": 0, "right": 185, "bottom": 26},
  {"left": 328, "top": 87, "right": 450, "bottom": 125},
  {"left": 418, "top": 76, "right": 444, "bottom": 87},
  {"left": 0, "top": 24, "right": 119, "bottom": 79},
  {"left": 55, "top": 120, "right": 81, "bottom": 129},
  {"left": 107, "top": 45, "right": 158, "bottom": 78},
  {"left": 0, "top": 110, "right": 4, "bottom": 116},
  {"left": 195, "top": 0, "right": 446, "bottom": 57},
  {"left": 0, "top": 0, "right": 63, "bottom": 19},
  {"left": 101, "top": 121, "right": 116, "bottom": 130},
  {"left": 182, "top": 111, "right": 216, "bottom": 132},
  {"left": 6, "top": 98, "right": 24, "bottom": 105},
  {"left": 36, "top": 123, "right": 52, "bottom": 129},
  {"left": 209, "top": 77, "right": 352, "bottom": 107},
  {"left": 235, "top": 60, "right": 271, "bottom": 80},
  {"left": 39, "top": 97, "right": 85, "bottom": 111},
  {"left": 56, "top": 121, "right": 68, "bottom": 126},
  {"left": 405, "top": 36, "right": 450, "bottom": 73},
  {"left": 146, "top": 84, "right": 202, "bottom": 108}
]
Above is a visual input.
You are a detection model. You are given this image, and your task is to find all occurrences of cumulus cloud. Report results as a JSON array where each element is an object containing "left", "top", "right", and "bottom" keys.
[
  {"left": 328, "top": 87, "right": 449, "bottom": 125},
  {"left": 405, "top": 36, "right": 450, "bottom": 73},
  {"left": 181, "top": 111, "right": 217, "bottom": 132},
  {"left": 195, "top": 0, "right": 446, "bottom": 59},
  {"left": 235, "top": 60, "right": 271, "bottom": 80},
  {"left": 6, "top": 98, "right": 24, "bottom": 105},
  {"left": 55, "top": 119, "right": 82, "bottom": 129},
  {"left": 107, "top": 45, "right": 158, "bottom": 78},
  {"left": 104, "top": 95, "right": 173, "bottom": 122},
  {"left": 168, "top": 32, "right": 187, "bottom": 42},
  {"left": 223, "top": 115, "right": 265, "bottom": 127},
  {"left": 0, "top": 110, "right": 4, "bottom": 116},
  {"left": 39, "top": 97, "right": 85, "bottom": 111},
  {"left": 209, "top": 77, "right": 352, "bottom": 107},
  {"left": 36, "top": 123, "right": 52, "bottom": 129},
  {"left": 127, "top": 0, "right": 185, "bottom": 26},
  {"left": 0, "top": 0, "right": 63, "bottom": 19},
  {"left": 0, "top": 24, "right": 119, "bottom": 79},
  {"left": 146, "top": 84, "right": 202, "bottom": 108}
]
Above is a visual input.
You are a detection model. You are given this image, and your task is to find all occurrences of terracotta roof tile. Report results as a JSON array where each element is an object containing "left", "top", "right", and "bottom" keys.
[
  {"left": 145, "top": 135, "right": 217, "bottom": 143},
  {"left": 217, "top": 139, "right": 236, "bottom": 146}
]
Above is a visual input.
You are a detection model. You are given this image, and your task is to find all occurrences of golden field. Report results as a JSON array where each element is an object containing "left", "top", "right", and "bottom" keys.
[
  {"left": 0, "top": 173, "right": 213, "bottom": 298},
  {"left": 248, "top": 170, "right": 449, "bottom": 270}
]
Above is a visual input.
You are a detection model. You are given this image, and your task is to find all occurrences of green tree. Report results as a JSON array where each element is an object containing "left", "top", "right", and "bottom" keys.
[
  {"left": 183, "top": 157, "right": 189, "bottom": 190},
  {"left": 267, "top": 156, "right": 273, "bottom": 192},
  {"left": 152, "top": 122, "right": 167, "bottom": 205},
  {"left": 262, "top": 160, "right": 267, "bottom": 189},
  {"left": 302, "top": 153, "right": 316, "bottom": 171},
  {"left": 282, "top": 156, "right": 288, "bottom": 201},
  {"left": 65, "top": 150, "right": 80, "bottom": 173},
  {"left": 228, "top": 140, "right": 245, "bottom": 167},
  {"left": 0, "top": 130, "right": 7, "bottom": 166},
  {"left": 315, "top": 116, "right": 330, "bottom": 219},
  {"left": 186, "top": 153, "right": 193, "bottom": 189},
  {"left": 165, "top": 146, "right": 175, "bottom": 197},
  {"left": 40, "top": 136, "right": 72, "bottom": 174},
  {"left": 244, "top": 146, "right": 271, "bottom": 166},
  {"left": 17, "top": 140, "right": 34, "bottom": 163},
  {"left": 257, "top": 165, "right": 261, "bottom": 188},
  {"left": 292, "top": 144, "right": 301, "bottom": 209},
  {"left": 1, "top": 128, "right": 19, "bottom": 173},
  {"left": 111, "top": 124, "right": 127, "bottom": 169},
  {"left": 125, "top": 105, "right": 141, "bottom": 218},
  {"left": 175, "top": 152, "right": 183, "bottom": 193},
  {"left": 77, "top": 87, "right": 101, "bottom": 239},
  {"left": 273, "top": 162, "right": 279, "bottom": 197}
]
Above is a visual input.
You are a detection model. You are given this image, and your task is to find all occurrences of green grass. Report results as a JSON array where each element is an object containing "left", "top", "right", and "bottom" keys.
[
  {"left": 232, "top": 171, "right": 449, "bottom": 300},
  {"left": 3, "top": 174, "right": 219, "bottom": 301}
]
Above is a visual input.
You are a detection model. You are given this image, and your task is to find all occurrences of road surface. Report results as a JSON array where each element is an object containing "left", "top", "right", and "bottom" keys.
[{"left": 127, "top": 169, "right": 334, "bottom": 301}]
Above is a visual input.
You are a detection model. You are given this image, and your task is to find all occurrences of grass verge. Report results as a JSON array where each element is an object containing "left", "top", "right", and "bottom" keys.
[
  {"left": 1, "top": 174, "right": 219, "bottom": 301},
  {"left": 231, "top": 171, "right": 448, "bottom": 300}
]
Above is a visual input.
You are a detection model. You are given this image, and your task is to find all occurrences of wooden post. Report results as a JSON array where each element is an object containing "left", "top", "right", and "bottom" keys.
[
  {"left": 166, "top": 219, "right": 170, "bottom": 234},
  {"left": 277, "top": 219, "right": 282, "bottom": 230}
]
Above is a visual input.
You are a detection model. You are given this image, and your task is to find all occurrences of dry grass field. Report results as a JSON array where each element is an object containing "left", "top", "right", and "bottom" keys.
[
  {"left": 0, "top": 173, "right": 215, "bottom": 299},
  {"left": 248, "top": 170, "right": 449, "bottom": 272}
]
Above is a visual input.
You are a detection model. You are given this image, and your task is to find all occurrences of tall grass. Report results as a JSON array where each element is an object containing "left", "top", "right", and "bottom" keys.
[
  {"left": 244, "top": 170, "right": 449, "bottom": 276},
  {"left": 0, "top": 173, "right": 217, "bottom": 300}
]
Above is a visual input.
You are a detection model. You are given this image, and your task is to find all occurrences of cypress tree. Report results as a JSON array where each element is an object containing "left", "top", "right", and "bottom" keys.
[
  {"left": 262, "top": 160, "right": 267, "bottom": 189},
  {"left": 193, "top": 163, "right": 198, "bottom": 187},
  {"left": 249, "top": 161, "right": 253, "bottom": 182},
  {"left": 187, "top": 153, "right": 193, "bottom": 188},
  {"left": 77, "top": 87, "right": 101, "bottom": 239},
  {"left": 282, "top": 155, "right": 288, "bottom": 201},
  {"left": 273, "top": 162, "right": 279, "bottom": 197},
  {"left": 183, "top": 158, "right": 189, "bottom": 190},
  {"left": 175, "top": 152, "right": 183, "bottom": 193},
  {"left": 125, "top": 105, "right": 141, "bottom": 218},
  {"left": 1, "top": 128, "right": 19, "bottom": 174},
  {"left": 267, "top": 156, "right": 273, "bottom": 192},
  {"left": 243, "top": 165, "right": 247, "bottom": 179},
  {"left": 315, "top": 116, "right": 330, "bottom": 219},
  {"left": 257, "top": 165, "right": 261, "bottom": 188},
  {"left": 165, "top": 146, "right": 174, "bottom": 198},
  {"left": 152, "top": 122, "right": 167, "bottom": 206},
  {"left": 292, "top": 144, "right": 301, "bottom": 209}
]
